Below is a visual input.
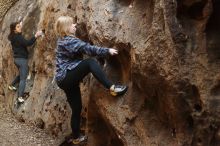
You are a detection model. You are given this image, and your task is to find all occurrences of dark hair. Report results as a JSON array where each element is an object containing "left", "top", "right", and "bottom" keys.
[{"left": 8, "top": 22, "right": 20, "bottom": 41}]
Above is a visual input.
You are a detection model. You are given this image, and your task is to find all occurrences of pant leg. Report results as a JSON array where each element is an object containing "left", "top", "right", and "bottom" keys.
[
  {"left": 14, "top": 58, "right": 28, "bottom": 97},
  {"left": 67, "top": 58, "right": 113, "bottom": 89},
  {"left": 11, "top": 61, "right": 20, "bottom": 86},
  {"left": 58, "top": 80, "right": 82, "bottom": 139},
  {"left": 11, "top": 75, "right": 20, "bottom": 86},
  {"left": 65, "top": 86, "right": 82, "bottom": 139}
]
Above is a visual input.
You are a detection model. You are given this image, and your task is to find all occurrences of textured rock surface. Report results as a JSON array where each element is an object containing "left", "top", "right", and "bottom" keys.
[
  {"left": 0, "top": 0, "right": 18, "bottom": 20},
  {"left": 0, "top": 0, "right": 220, "bottom": 146}
]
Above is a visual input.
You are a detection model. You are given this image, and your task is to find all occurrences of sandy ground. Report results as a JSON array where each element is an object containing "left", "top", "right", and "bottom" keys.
[{"left": 0, "top": 109, "right": 61, "bottom": 146}]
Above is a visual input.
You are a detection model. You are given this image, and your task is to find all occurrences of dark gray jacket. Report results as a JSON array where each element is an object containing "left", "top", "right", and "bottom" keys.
[{"left": 10, "top": 33, "right": 36, "bottom": 59}]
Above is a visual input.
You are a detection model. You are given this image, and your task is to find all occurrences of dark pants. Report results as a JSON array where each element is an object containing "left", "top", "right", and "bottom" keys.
[
  {"left": 11, "top": 58, "right": 28, "bottom": 97},
  {"left": 58, "top": 58, "right": 112, "bottom": 138}
]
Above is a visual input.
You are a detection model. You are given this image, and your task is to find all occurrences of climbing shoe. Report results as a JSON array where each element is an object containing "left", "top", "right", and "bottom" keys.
[
  {"left": 72, "top": 135, "right": 88, "bottom": 145},
  {"left": 110, "top": 85, "right": 128, "bottom": 96},
  {"left": 8, "top": 85, "right": 17, "bottom": 91},
  {"left": 18, "top": 97, "right": 25, "bottom": 103}
]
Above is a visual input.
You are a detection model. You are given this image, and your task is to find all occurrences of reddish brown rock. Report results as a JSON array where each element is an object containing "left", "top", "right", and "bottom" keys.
[{"left": 0, "top": 0, "right": 220, "bottom": 145}]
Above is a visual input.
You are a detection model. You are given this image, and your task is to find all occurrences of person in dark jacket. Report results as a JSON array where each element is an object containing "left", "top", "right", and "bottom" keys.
[
  {"left": 55, "top": 16, "right": 128, "bottom": 144},
  {"left": 8, "top": 21, "right": 43, "bottom": 103}
]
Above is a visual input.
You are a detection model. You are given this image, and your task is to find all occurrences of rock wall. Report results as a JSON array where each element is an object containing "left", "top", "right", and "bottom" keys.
[
  {"left": 0, "top": 0, "right": 18, "bottom": 20},
  {"left": 0, "top": 0, "right": 220, "bottom": 145}
]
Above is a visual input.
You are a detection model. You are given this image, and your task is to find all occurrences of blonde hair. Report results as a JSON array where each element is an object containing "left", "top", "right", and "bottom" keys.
[{"left": 55, "top": 16, "right": 73, "bottom": 37}]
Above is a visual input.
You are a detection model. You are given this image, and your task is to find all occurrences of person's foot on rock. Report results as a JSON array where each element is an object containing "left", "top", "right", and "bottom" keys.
[
  {"left": 72, "top": 135, "right": 88, "bottom": 145},
  {"left": 8, "top": 85, "right": 17, "bottom": 91},
  {"left": 18, "top": 97, "right": 25, "bottom": 103},
  {"left": 110, "top": 85, "right": 128, "bottom": 96}
]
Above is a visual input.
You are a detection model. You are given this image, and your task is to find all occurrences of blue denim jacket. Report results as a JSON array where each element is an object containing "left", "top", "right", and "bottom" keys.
[{"left": 55, "top": 36, "right": 109, "bottom": 82}]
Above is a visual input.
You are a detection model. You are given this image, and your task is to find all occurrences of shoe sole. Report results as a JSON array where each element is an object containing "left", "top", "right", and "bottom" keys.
[
  {"left": 8, "top": 87, "right": 17, "bottom": 91},
  {"left": 118, "top": 86, "right": 128, "bottom": 96},
  {"left": 72, "top": 137, "right": 88, "bottom": 145},
  {"left": 111, "top": 86, "right": 128, "bottom": 96},
  {"left": 72, "top": 141, "right": 87, "bottom": 145},
  {"left": 18, "top": 98, "right": 25, "bottom": 103}
]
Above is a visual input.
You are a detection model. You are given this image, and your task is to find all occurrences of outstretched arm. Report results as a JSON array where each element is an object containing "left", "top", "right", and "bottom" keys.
[
  {"left": 66, "top": 38, "right": 118, "bottom": 56},
  {"left": 17, "top": 30, "right": 43, "bottom": 47},
  {"left": 17, "top": 35, "right": 36, "bottom": 47},
  {"left": 75, "top": 39, "right": 109, "bottom": 56}
]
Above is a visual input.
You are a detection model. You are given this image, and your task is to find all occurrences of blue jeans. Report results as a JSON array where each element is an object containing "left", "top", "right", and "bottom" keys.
[{"left": 11, "top": 58, "right": 28, "bottom": 97}]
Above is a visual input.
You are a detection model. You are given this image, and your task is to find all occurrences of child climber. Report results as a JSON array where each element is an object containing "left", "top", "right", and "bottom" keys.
[
  {"left": 8, "top": 21, "right": 43, "bottom": 103},
  {"left": 55, "top": 16, "right": 128, "bottom": 145}
]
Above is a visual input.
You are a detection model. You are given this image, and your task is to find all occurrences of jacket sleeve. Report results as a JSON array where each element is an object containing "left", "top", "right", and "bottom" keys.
[
  {"left": 17, "top": 35, "right": 36, "bottom": 47},
  {"left": 66, "top": 38, "right": 109, "bottom": 57}
]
